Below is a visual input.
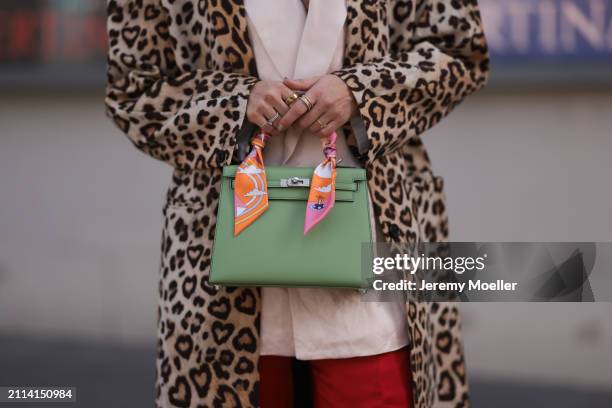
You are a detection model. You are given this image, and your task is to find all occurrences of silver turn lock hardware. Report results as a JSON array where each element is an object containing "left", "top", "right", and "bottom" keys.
[{"left": 280, "top": 177, "right": 310, "bottom": 187}]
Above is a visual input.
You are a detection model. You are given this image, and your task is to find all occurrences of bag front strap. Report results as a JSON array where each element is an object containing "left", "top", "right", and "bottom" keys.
[{"left": 234, "top": 130, "right": 336, "bottom": 236}]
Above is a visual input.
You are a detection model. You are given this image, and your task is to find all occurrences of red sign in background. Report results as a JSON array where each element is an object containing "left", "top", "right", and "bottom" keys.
[
  {"left": 0, "top": 1, "right": 106, "bottom": 64},
  {"left": 1, "top": 0, "right": 610, "bottom": 88}
]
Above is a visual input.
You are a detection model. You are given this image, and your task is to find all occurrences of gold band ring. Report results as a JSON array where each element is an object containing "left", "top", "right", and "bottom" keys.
[
  {"left": 316, "top": 119, "right": 327, "bottom": 130},
  {"left": 284, "top": 92, "right": 299, "bottom": 105},
  {"left": 298, "top": 94, "right": 314, "bottom": 111}
]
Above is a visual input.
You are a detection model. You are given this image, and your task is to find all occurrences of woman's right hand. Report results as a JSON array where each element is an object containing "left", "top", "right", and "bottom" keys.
[{"left": 246, "top": 80, "right": 294, "bottom": 135}]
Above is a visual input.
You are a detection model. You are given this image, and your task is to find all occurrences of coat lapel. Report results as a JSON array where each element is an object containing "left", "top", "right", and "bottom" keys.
[
  {"left": 244, "top": 0, "right": 347, "bottom": 80},
  {"left": 292, "top": 0, "right": 347, "bottom": 79},
  {"left": 244, "top": 0, "right": 305, "bottom": 79}
]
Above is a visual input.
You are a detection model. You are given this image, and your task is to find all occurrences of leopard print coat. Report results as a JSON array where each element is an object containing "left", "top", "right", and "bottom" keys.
[{"left": 105, "top": 1, "right": 489, "bottom": 407}]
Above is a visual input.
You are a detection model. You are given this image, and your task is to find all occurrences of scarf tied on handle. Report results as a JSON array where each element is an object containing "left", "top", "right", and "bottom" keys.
[{"left": 234, "top": 130, "right": 337, "bottom": 236}]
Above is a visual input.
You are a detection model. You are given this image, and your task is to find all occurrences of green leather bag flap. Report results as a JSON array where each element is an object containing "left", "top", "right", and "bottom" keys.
[{"left": 224, "top": 166, "right": 365, "bottom": 202}]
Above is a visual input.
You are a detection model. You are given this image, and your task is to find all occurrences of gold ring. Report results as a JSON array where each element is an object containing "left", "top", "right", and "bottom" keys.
[
  {"left": 316, "top": 119, "right": 326, "bottom": 130},
  {"left": 298, "top": 94, "right": 314, "bottom": 111},
  {"left": 284, "top": 93, "right": 299, "bottom": 105}
]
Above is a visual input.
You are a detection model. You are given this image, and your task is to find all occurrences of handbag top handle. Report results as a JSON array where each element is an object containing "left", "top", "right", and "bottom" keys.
[{"left": 233, "top": 130, "right": 338, "bottom": 236}]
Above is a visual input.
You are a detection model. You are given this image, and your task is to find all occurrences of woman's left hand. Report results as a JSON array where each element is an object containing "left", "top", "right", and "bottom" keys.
[{"left": 277, "top": 74, "right": 358, "bottom": 138}]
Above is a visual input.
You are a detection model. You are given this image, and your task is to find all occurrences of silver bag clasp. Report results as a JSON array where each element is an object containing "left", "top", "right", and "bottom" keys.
[{"left": 280, "top": 177, "right": 310, "bottom": 187}]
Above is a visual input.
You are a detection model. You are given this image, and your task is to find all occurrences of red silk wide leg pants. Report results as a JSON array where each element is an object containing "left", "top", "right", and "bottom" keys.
[{"left": 259, "top": 347, "right": 413, "bottom": 408}]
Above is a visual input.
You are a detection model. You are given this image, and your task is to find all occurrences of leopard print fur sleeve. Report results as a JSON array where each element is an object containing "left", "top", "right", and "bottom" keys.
[
  {"left": 333, "top": 0, "right": 490, "bottom": 162},
  {"left": 104, "top": 0, "right": 258, "bottom": 172}
]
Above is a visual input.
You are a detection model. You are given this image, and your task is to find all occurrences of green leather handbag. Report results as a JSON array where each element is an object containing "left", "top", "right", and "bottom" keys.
[{"left": 210, "top": 165, "right": 373, "bottom": 289}]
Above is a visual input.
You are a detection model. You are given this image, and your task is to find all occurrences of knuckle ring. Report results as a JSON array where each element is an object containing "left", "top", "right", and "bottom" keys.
[
  {"left": 316, "top": 119, "right": 327, "bottom": 130},
  {"left": 266, "top": 111, "right": 281, "bottom": 125},
  {"left": 298, "top": 94, "right": 314, "bottom": 111}
]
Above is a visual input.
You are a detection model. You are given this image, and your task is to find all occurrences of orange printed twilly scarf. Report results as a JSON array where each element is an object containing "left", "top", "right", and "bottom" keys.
[{"left": 234, "top": 131, "right": 337, "bottom": 236}]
